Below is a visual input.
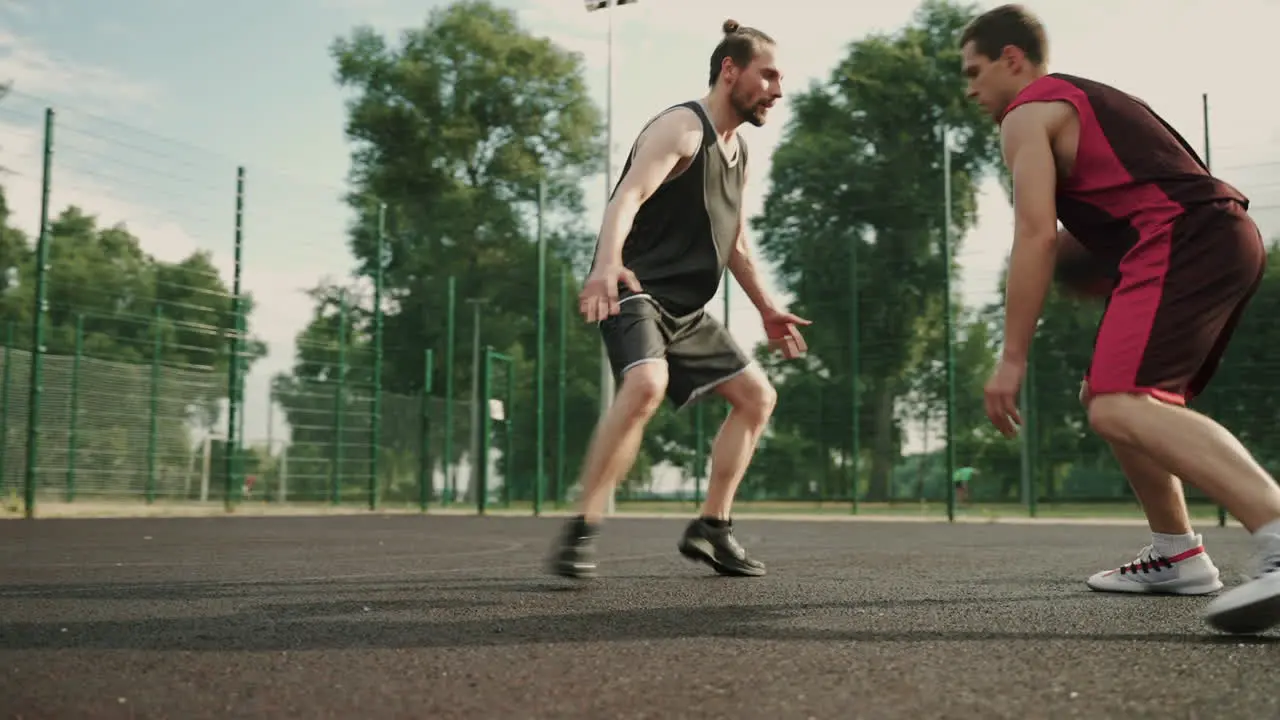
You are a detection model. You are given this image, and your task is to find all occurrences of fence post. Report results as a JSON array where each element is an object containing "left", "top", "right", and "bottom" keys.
[
  {"left": 556, "top": 266, "right": 568, "bottom": 508},
  {"left": 1203, "top": 93, "right": 1227, "bottom": 530},
  {"left": 24, "top": 107, "right": 55, "bottom": 519},
  {"left": 504, "top": 360, "right": 514, "bottom": 509},
  {"left": 420, "top": 348, "right": 433, "bottom": 512},
  {"left": 0, "top": 322, "right": 13, "bottom": 496},
  {"left": 146, "top": 304, "right": 162, "bottom": 504},
  {"left": 370, "top": 202, "right": 386, "bottom": 511},
  {"left": 535, "top": 177, "right": 546, "bottom": 516},
  {"left": 224, "top": 166, "right": 245, "bottom": 512},
  {"left": 332, "top": 290, "right": 347, "bottom": 505},
  {"left": 443, "top": 275, "right": 456, "bottom": 505},
  {"left": 66, "top": 314, "right": 82, "bottom": 501},
  {"left": 941, "top": 127, "right": 957, "bottom": 524},
  {"left": 237, "top": 313, "right": 247, "bottom": 500},
  {"left": 1027, "top": 350, "right": 1038, "bottom": 517},
  {"left": 849, "top": 237, "right": 860, "bottom": 514},
  {"left": 477, "top": 346, "right": 492, "bottom": 515},
  {"left": 694, "top": 404, "right": 704, "bottom": 505}
]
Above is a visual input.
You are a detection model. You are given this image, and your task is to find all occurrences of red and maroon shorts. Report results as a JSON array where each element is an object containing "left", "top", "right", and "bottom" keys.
[{"left": 1083, "top": 199, "right": 1265, "bottom": 406}]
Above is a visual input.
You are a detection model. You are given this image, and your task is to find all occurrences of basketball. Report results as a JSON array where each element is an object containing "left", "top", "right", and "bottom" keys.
[{"left": 1053, "top": 229, "right": 1116, "bottom": 299}]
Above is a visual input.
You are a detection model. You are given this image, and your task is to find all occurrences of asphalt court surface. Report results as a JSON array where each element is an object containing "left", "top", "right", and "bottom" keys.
[{"left": 1, "top": 514, "right": 1278, "bottom": 719}]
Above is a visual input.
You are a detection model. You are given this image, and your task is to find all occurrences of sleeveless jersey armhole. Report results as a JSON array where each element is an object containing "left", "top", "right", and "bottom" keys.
[
  {"left": 628, "top": 104, "right": 703, "bottom": 186},
  {"left": 1003, "top": 77, "right": 1091, "bottom": 191}
]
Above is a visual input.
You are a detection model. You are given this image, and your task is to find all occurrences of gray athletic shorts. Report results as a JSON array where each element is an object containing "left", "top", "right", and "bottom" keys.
[{"left": 599, "top": 294, "right": 751, "bottom": 410}]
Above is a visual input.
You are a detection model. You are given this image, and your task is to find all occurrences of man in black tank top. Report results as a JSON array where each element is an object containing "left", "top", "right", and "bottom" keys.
[{"left": 551, "top": 19, "right": 810, "bottom": 581}]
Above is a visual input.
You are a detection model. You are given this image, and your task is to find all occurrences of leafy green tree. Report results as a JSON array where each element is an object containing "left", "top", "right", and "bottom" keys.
[
  {"left": 0, "top": 190, "right": 265, "bottom": 495},
  {"left": 749, "top": 0, "right": 1004, "bottom": 500},
  {"left": 274, "top": 0, "right": 608, "bottom": 502}
]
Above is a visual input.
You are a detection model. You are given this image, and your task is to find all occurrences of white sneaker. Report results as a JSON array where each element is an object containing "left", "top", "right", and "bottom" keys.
[
  {"left": 1203, "top": 536, "right": 1280, "bottom": 635},
  {"left": 1086, "top": 542, "right": 1223, "bottom": 595}
]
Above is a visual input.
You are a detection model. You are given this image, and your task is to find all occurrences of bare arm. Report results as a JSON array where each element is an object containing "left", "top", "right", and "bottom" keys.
[
  {"left": 590, "top": 109, "right": 703, "bottom": 272},
  {"left": 726, "top": 164, "right": 778, "bottom": 314},
  {"left": 999, "top": 103, "right": 1062, "bottom": 365}
]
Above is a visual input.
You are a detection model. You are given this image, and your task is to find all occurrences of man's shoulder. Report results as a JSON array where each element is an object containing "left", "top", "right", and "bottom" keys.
[
  {"left": 650, "top": 101, "right": 705, "bottom": 129},
  {"left": 1047, "top": 72, "right": 1129, "bottom": 97},
  {"left": 638, "top": 102, "right": 706, "bottom": 151}
]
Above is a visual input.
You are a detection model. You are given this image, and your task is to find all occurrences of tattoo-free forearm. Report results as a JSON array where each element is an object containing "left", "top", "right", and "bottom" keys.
[
  {"left": 591, "top": 194, "right": 642, "bottom": 271},
  {"left": 728, "top": 243, "right": 777, "bottom": 313},
  {"left": 1001, "top": 231, "right": 1057, "bottom": 363}
]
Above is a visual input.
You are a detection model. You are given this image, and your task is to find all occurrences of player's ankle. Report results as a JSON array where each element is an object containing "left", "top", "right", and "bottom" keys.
[
  {"left": 1151, "top": 531, "right": 1200, "bottom": 557},
  {"left": 1252, "top": 517, "right": 1280, "bottom": 538}
]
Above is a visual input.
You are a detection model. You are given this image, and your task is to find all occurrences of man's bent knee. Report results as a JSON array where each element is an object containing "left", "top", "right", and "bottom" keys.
[
  {"left": 717, "top": 365, "right": 777, "bottom": 428},
  {"left": 616, "top": 360, "right": 668, "bottom": 420},
  {"left": 1087, "top": 392, "right": 1163, "bottom": 446}
]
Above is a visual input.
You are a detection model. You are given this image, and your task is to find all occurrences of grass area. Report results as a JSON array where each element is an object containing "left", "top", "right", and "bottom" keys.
[
  {"left": 2, "top": 488, "right": 1236, "bottom": 525},
  {"left": 500, "top": 498, "right": 1232, "bottom": 522}
]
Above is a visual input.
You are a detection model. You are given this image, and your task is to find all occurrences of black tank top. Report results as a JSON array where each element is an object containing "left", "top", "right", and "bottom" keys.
[{"left": 604, "top": 100, "right": 747, "bottom": 316}]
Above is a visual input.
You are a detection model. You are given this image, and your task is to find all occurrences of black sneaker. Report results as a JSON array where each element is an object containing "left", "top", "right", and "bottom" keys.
[
  {"left": 549, "top": 516, "right": 599, "bottom": 579},
  {"left": 677, "top": 517, "right": 766, "bottom": 577}
]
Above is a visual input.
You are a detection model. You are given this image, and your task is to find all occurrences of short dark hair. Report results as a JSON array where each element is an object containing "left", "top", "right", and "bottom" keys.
[
  {"left": 708, "top": 19, "right": 774, "bottom": 87},
  {"left": 960, "top": 4, "right": 1048, "bottom": 65}
]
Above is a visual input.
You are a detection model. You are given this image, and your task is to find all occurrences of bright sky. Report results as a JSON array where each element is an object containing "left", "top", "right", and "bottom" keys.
[{"left": 0, "top": 0, "right": 1277, "bottom": 455}]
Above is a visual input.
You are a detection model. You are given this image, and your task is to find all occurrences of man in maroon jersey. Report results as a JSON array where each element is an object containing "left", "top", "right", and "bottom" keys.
[{"left": 960, "top": 3, "right": 1280, "bottom": 635}]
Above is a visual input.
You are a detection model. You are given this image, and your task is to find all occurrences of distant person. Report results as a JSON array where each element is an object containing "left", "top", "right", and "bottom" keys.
[
  {"left": 961, "top": 3, "right": 1280, "bottom": 634},
  {"left": 548, "top": 19, "right": 810, "bottom": 580},
  {"left": 953, "top": 466, "right": 975, "bottom": 505}
]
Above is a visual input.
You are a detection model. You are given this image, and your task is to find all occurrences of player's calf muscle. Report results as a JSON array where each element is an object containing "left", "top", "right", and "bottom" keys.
[{"left": 1088, "top": 393, "right": 1280, "bottom": 531}]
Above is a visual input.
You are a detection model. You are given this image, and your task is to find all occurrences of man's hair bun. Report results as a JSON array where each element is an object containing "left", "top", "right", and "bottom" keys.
[{"left": 722, "top": 19, "right": 739, "bottom": 34}]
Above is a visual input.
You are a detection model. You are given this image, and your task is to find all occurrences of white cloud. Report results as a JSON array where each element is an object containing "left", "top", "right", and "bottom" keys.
[
  {"left": 0, "top": 30, "right": 159, "bottom": 115},
  {"left": 0, "top": 0, "right": 31, "bottom": 20}
]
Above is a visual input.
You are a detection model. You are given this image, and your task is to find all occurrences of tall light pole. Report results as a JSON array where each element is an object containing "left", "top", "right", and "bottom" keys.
[{"left": 586, "top": 0, "right": 636, "bottom": 516}]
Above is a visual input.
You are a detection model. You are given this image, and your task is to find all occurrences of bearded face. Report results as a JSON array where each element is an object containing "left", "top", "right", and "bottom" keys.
[{"left": 727, "top": 46, "right": 782, "bottom": 127}]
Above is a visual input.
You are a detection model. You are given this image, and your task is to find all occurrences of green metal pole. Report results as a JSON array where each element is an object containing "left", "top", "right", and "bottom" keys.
[
  {"left": 1027, "top": 349, "right": 1038, "bottom": 518},
  {"left": 24, "top": 107, "right": 54, "bottom": 519},
  {"left": 420, "top": 348, "right": 434, "bottom": 512},
  {"left": 694, "top": 404, "right": 704, "bottom": 505},
  {"left": 535, "top": 177, "right": 546, "bottom": 516},
  {"left": 477, "top": 346, "right": 493, "bottom": 515},
  {"left": 723, "top": 275, "right": 731, "bottom": 447},
  {"left": 146, "top": 304, "right": 162, "bottom": 504},
  {"left": 849, "top": 237, "right": 860, "bottom": 514},
  {"left": 370, "top": 203, "right": 386, "bottom": 511},
  {"left": 0, "top": 323, "right": 12, "bottom": 496},
  {"left": 332, "top": 290, "right": 347, "bottom": 505},
  {"left": 66, "top": 314, "right": 83, "bottom": 502},
  {"left": 556, "top": 267, "right": 568, "bottom": 508},
  {"left": 505, "top": 359, "right": 515, "bottom": 509},
  {"left": 235, "top": 312, "right": 247, "bottom": 503},
  {"left": 224, "top": 166, "right": 244, "bottom": 512},
  {"left": 942, "top": 127, "right": 957, "bottom": 524},
  {"left": 1018, "top": 368, "right": 1031, "bottom": 513},
  {"left": 444, "top": 275, "right": 456, "bottom": 505}
]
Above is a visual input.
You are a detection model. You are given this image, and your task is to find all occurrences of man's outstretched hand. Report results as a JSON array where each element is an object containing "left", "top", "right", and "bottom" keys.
[
  {"left": 579, "top": 263, "right": 642, "bottom": 323},
  {"left": 762, "top": 308, "right": 811, "bottom": 359}
]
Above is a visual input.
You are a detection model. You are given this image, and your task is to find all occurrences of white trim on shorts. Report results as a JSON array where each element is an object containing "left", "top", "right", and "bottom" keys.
[{"left": 674, "top": 361, "right": 755, "bottom": 411}]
